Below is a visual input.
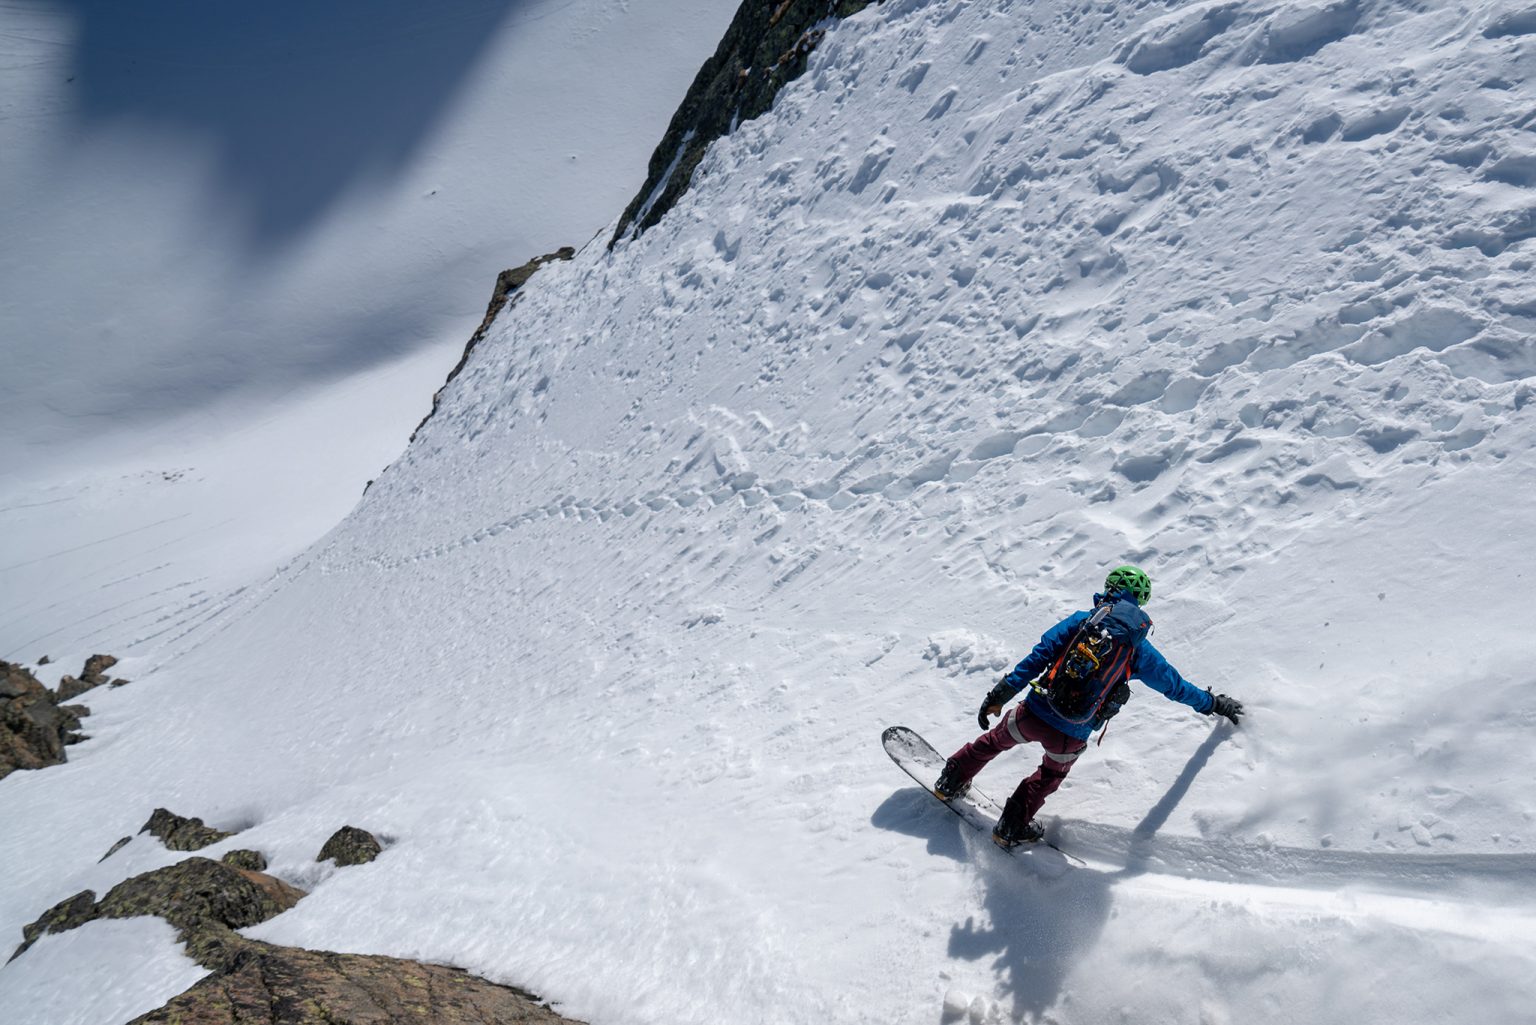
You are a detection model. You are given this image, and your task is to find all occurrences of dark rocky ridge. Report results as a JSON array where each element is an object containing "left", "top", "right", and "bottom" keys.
[
  {"left": 141, "top": 807, "right": 236, "bottom": 851},
  {"left": 2, "top": 660, "right": 92, "bottom": 780},
  {"left": 406, "top": 246, "right": 575, "bottom": 448},
  {"left": 405, "top": 2, "right": 878, "bottom": 457},
  {"left": 610, "top": 0, "right": 878, "bottom": 246}
]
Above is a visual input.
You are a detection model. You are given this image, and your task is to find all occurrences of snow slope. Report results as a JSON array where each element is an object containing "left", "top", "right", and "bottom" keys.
[
  {"left": 0, "top": 0, "right": 739, "bottom": 666},
  {"left": 0, "top": 0, "right": 738, "bottom": 467},
  {"left": 5, "top": 1, "right": 1536, "bottom": 1024}
]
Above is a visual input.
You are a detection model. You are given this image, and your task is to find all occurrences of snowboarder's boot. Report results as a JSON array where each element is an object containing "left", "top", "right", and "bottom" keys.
[
  {"left": 992, "top": 804, "right": 1045, "bottom": 848},
  {"left": 933, "top": 758, "right": 972, "bottom": 802}
]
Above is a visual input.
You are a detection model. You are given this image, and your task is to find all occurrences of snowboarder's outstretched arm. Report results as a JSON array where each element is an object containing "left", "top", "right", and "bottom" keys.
[{"left": 1132, "top": 640, "right": 1244, "bottom": 725}]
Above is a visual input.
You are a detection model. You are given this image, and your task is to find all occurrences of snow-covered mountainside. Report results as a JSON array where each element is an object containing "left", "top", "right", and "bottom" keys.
[
  {"left": 0, "top": 0, "right": 738, "bottom": 467},
  {"left": 0, "top": 0, "right": 738, "bottom": 672},
  {"left": 5, "top": 1, "right": 1536, "bottom": 1024}
]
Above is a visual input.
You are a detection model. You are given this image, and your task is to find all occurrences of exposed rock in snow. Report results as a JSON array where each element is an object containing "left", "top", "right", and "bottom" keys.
[
  {"left": 0, "top": 661, "right": 88, "bottom": 780},
  {"left": 316, "top": 826, "right": 383, "bottom": 867},
  {"left": 10, "top": 850, "right": 577, "bottom": 1025},
  {"left": 55, "top": 655, "right": 128, "bottom": 702},
  {"left": 80, "top": 654, "right": 119, "bottom": 687},
  {"left": 612, "top": 0, "right": 878, "bottom": 243},
  {"left": 98, "top": 837, "right": 132, "bottom": 863},
  {"left": 10, "top": 856, "right": 304, "bottom": 963},
  {"left": 410, "top": 247, "right": 579, "bottom": 447},
  {"left": 220, "top": 849, "right": 269, "bottom": 872},
  {"left": 127, "top": 941, "right": 579, "bottom": 1025},
  {"left": 53, "top": 676, "right": 93, "bottom": 702},
  {"left": 140, "top": 809, "right": 236, "bottom": 853}
]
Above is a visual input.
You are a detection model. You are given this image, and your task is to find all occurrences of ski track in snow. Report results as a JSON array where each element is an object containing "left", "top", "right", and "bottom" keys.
[{"left": 4, "top": 1, "right": 1536, "bottom": 1024}]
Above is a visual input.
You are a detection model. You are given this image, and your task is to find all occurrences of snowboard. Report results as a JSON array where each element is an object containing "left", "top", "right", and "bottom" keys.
[{"left": 882, "top": 725, "right": 1081, "bottom": 867}]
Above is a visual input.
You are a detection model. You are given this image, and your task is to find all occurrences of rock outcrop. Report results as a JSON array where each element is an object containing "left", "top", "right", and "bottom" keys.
[
  {"left": 1, "top": 660, "right": 89, "bottom": 780},
  {"left": 55, "top": 653, "right": 130, "bottom": 702},
  {"left": 317, "top": 825, "right": 382, "bottom": 866},
  {"left": 611, "top": 0, "right": 877, "bottom": 245},
  {"left": 128, "top": 940, "right": 577, "bottom": 1025},
  {"left": 81, "top": 653, "right": 119, "bottom": 683},
  {"left": 407, "top": 247, "right": 576, "bottom": 448},
  {"left": 99, "top": 836, "right": 133, "bottom": 862},
  {"left": 11, "top": 837, "right": 583, "bottom": 1024},
  {"left": 221, "top": 849, "right": 268, "bottom": 872},
  {"left": 12, "top": 856, "right": 305, "bottom": 963},
  {"left": 141, "top": 807, "right": 236, "bottom": 851}
]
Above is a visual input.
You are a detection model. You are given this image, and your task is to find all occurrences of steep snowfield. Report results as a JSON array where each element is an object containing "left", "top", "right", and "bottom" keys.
[
  {"left": 0, "top": 0, "right": 738, "bottom": 670},
  {"left": 4, "top": 1, "right": 1536, "bottom": 1024},
  {"left": 0, "top": 0, "right": 738, "bottom": 466}
]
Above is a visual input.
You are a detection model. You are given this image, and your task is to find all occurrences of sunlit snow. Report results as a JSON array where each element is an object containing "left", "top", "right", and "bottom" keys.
[{"left": 3, "top": 1, "right": 1536, "bottom": 1025}]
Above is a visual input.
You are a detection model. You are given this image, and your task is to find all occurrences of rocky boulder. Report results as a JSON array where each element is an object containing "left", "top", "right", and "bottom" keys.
[
  {"left": 1, "top": 660, "right": 89, "bottom": 780},
  {"left": 55, "top": 653, "right": 129, "bottom": 701},
  {"left": 81, "top": 653, "right": 118, "bottom": 684},
  {"left": 141, "top": 807, "right": 235, "bottom": 851},
  {"left": 12, "top": 857, "right": 305, "bottom": 963},
  {"left": 221, "top": 849, "right": 268, "bottom": 872},
  {"left": 11, "top": 827, "right": 582, "bottom": 1024},
  {"left": 128, "top": 941, "right": 580, "bottom": 1025},
  {"left": 317, "top": 825, "right": 382, "bottom": 866},
  {"left": 54, "top": 675, "right": 93, "bottom": 701},
  {"left": 12, "top": 889, "right": 97, "bottom": 958}
]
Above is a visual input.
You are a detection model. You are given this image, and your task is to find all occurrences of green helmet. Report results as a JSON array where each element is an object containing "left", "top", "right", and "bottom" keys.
[{"left": 1104, "top": 565, "right": 1152, "bottom": 605}]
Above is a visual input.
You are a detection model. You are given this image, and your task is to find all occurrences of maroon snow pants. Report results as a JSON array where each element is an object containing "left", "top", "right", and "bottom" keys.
[{"left": 946, "top": 701, "right": 1089, "bottom": 823}]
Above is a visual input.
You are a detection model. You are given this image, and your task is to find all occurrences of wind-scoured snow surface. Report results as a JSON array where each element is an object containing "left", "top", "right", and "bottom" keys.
[{"left": 4, "top": 1, "right": 1536, "bottom": 1024}]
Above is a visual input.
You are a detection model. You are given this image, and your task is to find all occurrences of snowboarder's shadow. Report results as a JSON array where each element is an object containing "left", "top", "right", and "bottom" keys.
[
  {"left": 868, "top": 786, "right": 975, "bottom": 862},
  {"left": 956, "top": 727, "right": 1234, "bottom": 1019},
  {"left": 873, "top": 727, "right": 1234, "bottom": 1020},
  {"left": 868, "top": 785, "right": 1114, "bottom": 1018},
  {"left": 950, "top": 854, "right": 1114, "bottom": 1021}
]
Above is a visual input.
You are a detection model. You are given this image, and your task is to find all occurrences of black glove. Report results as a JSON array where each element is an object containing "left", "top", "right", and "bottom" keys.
[
  {"left": 1207, "top": 692, "right": 1244, "bottom": 726},
  {"left": 978, "top": 681, "right": 1016, "bottom": 730}
]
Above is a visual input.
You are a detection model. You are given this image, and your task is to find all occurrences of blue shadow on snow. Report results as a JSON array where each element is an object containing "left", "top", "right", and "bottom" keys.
[
  {"left": 872, "top": 726, "right": 1235, "bottom": 1021},
  {"left": 52, "top": 0, "right": 525, "bottom": 251}
]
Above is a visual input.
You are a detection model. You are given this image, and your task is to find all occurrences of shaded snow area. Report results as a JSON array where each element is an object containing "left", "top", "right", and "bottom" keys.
[
  {"left": 4, "top": 1, "right": 1536, "bottom": 1024},
  {"left": 0, "top": 0, "right": 737, "bottom": 669}
]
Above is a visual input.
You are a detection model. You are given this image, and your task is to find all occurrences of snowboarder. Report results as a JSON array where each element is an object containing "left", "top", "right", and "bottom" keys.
[{"left": 933, "top": 565, "right": 1244, "bottom": 848}]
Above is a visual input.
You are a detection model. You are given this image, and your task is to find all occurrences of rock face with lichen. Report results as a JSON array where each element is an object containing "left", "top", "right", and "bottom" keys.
[
  {"left": 9, "top": 845, "right": 582, "bottom": 1024},
  {"left": 12, "top": 856, "right": 305, "bottom": 963},
  {"left": 1, "top": 660, "right": 89, "bottom": 780},
  {"left": 611, "top": 0, "right": 876, "bottom": 245},
  {"left": 317, "top": 825, "right": 383, "bottom": 866},
  {"left": 221, "top": 849, "right": 268, "bottom": 872},
  {"left": 141, "top": 807, "right": 235, "bottom": 851},
  {"left": 127, "top": 942, "right": 578, "bottom": 1025}
]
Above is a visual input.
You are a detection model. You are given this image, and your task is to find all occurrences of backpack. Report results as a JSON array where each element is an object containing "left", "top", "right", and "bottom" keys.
[{"left": 1034, "top": 598, "right": 1151, "bottom": 725}]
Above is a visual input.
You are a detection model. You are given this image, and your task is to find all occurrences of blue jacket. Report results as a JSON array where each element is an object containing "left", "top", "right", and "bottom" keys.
[{"left": 998, "top": 593, "right": 1214, "bottom": 740}]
